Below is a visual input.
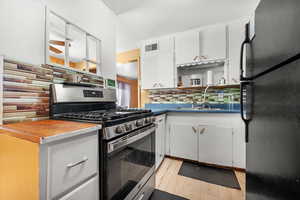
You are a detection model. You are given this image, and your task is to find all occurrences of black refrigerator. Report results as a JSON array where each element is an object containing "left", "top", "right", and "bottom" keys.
[{"left": 240, "top": 0, "right": 300, "bottom": 199}]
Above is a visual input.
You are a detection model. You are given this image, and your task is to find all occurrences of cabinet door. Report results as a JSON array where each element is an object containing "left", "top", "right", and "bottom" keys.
[
  {"left": 160, "top": 117, "right": 166, "bottom": 158},
  {"left": 232, "top": 120, "right": 246, "bottom": 169},
  {"left": 155, "top": 122, "right": 162, "bottom": 170},
  {"left": 198, "top": 125, "right": 233, "bottom": 167},
  {"left": 141, "top": 37, "right": 174, "bottom": 89},
  {"left": 200, "top": 25, "right": 227, "bottom": 60},
  {"left": 157, "top": 37, "right": 175, "bottom": 88},
  {"left": 141, "top": 53, "right": 159, "bottom": 89},
  {"left": 170, "top": 123, "right": 198, "bottom": 161},
  {"left": 175, "top": 31, "right": 199, "bottom": 65},
  {"left": 228, "top": 20, "right": 247, "bottom": 84},
  {"left": 155, "top": 116, "right": 166, "bottom": 169}
]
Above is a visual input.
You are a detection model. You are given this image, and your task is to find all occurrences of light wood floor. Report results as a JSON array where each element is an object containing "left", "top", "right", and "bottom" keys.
[{"left": 155, "top": 158, "right": 245, "bottom": 200}]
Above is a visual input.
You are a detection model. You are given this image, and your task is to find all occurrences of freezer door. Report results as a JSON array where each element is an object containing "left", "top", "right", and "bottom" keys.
[
  {"left": 246, "top": 60, "right": 300, "bottom": 199},
  {"left": 249, "top": 0, "right": 300, "bottom": 76}
]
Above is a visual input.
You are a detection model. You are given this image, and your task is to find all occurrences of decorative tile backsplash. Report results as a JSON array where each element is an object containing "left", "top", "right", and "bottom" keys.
[
  {"left": 2, "top": 59, "right": 104, "bottom": 124},
  {"left": 147, "top": 87, "right": 240, "bottom": 104}
]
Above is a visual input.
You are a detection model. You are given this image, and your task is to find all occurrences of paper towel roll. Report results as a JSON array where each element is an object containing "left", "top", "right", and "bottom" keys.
[{"left": 207, "top": 71, "right": 213, "bottom": 86}]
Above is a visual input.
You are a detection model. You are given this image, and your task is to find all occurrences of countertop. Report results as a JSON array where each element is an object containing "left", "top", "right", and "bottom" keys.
[
  {"left": 151, "top": 108, "right": 240, "bottom": 116},
  {"left": 145, "top": 103, "right": 241, "bottom": 116},
  {"left": 0, "top": 120, "right": 101, "bottom": 144}
]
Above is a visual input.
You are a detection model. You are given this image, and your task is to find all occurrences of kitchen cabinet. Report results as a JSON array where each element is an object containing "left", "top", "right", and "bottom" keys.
[
  {"left": 166, "top": 113, "right": 245, "bottom": 168},
  {"left": 199, "top": 25, "right": 227, "bottom": 60},
  {"left": 47, "top": 132, "right": 99, "bottom": 199},
  {"left": 155, "top": 114, "right": 166, "bottom": 170},
  {"left": 141, "top": 36, "right": 175, "bottom": 89},
  {"left": 198, "top": 125, "right": 233, "bottom": 166},
  {"left": 175, "top": 30, "right": 200, "bottom": 65},
  {"left": 228, "top": 19, "right": 247, "bottom": 84},
  {"left": 141, "top": 53, "right": 159, "bottom": 89},
  {"left": 0, "top": 120, "right": 101, "bottom": 200},
  {"left": 169, "top": 123, "right": 198, "bottom": 161}
]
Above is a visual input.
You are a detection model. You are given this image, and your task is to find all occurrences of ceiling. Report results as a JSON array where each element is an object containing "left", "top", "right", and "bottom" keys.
[{"left": 103, "top": 0, "right": 260, "bottom": 43}]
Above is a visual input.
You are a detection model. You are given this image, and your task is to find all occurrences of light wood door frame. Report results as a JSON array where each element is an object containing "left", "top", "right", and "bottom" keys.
[{"left": 117, "top": 49, "right": 141, "bottom": 107}]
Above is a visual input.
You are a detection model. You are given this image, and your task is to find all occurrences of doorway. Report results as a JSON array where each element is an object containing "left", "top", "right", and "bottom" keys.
[{"left": 116, "top": 49, "right": 140, "bottom": 108}]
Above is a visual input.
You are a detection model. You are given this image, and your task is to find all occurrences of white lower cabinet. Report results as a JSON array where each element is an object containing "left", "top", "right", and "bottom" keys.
[
  {"left": 155, "top": 114, "right": 166, "bottom": 170},
  {"left": 59, "top": 177, "right": 98, "bottom": 200},
  {"left": 166, "top": 113, "right": 245, "bottom": 169},
  {"left": 41, "top": 130, "right": 99, "bottom": 200},
  {"left": 198, "top": 125, "right": 233, "bottom": 167},
  {"left": 48, "top": 134, "right": 98, "bottom": 199},
  {"left": 170, "top": 123, "right": 198, "bottom": 161}
]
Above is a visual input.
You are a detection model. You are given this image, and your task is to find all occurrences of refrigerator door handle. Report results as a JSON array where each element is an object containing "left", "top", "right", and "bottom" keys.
[
  {"left": 240, "top": 23, "right": 252, "bottom": 81},
  {"left": 240, "top": 81, "right": 253, "bottom": 143}
]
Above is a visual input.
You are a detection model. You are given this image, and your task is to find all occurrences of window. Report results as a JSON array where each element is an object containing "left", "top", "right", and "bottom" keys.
[{"left": 46, "top": 10, "right": 101, "bottom": 75}]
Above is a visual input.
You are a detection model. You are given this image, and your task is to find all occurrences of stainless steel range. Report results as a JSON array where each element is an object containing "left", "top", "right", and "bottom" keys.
[{"left": 50, "top": 83, "right": 156, "bottom": 200}]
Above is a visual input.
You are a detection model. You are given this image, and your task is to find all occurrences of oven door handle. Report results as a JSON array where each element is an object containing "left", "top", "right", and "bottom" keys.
[{"left": 108, "top": 127, "right": 155, "bottom": 153}]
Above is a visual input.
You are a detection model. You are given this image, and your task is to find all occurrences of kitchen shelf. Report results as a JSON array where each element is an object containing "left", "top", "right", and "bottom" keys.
[
  {"left": 177, "top": 58, "right": 227, "bottom": 69},
  {"left": 177, "top": 84, "right": 240, "bottom": 90}
]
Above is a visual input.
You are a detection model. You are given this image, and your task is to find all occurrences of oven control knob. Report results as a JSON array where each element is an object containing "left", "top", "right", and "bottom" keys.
[
  {"left": 145, "top": 118, "right": 151, "bottom": 124},
  {"left": 135, "top": 120, "right": 143, "bottom": 127},
  {"left": 125, "top": 124, "right": 132, "bottom": 131},
  {"left": 151, "top": 117, "right": 156, "bottom": 123},
  {"left": 115, "top": 126, "right": 123, "bottom": 134}
]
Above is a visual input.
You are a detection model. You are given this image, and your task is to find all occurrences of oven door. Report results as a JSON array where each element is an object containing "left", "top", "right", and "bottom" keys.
[{"left": 104, "top": 124, "right": 155, "bottom": 200}]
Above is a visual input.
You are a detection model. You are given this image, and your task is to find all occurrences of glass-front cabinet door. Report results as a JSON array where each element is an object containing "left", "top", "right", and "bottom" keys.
[{"left": 46, "top": 9, "right": 102, "bottom": 75}]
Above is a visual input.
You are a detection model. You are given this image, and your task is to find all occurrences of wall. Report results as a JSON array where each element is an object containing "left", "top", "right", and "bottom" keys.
[
  {"left": 0, "top": 0, "right": 45, "bottom": 65},
  {"left": 116, "top": 62, "right": 138, "bottom": 79},
  {"left": 0, "top": 0, "right": 117, "bottom": 80},
  {"left": 116, "top": 19, "right": 140, "bottom": 53}
]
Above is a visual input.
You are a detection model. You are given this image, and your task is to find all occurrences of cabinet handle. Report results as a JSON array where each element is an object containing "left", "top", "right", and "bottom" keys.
[
  {"left": 200, "top": 128, "right": 206, "bottom": 134},
  {"left": 67, "top": 157, "right": 88, "bottom": 168},
  {"left": 192, "top": 126, "right": 197, "bottom": 133},
  {"left": 136, "top": 193, "right": 145, "bottom": 200},
  {"left": 193, "top": 56, "right": 199, "bottom": 61}
]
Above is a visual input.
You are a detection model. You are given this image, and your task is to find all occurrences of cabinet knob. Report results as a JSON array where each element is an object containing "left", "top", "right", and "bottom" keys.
[
  {"left": 200, "top": 128, "right": 206, "bottom": 134},
  {"left": 192, "top": 126, "right": 197, "bottom": 133}
]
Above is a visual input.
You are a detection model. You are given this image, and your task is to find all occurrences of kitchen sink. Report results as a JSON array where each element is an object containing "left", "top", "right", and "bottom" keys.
[{"left": 176, "top": 107, "right": 223, "bottom": 111}]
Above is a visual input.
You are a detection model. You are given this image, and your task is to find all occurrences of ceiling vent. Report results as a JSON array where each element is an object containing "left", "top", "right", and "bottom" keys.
[{"left": 145, "top": 43, "right": 159, "bottom": 52}]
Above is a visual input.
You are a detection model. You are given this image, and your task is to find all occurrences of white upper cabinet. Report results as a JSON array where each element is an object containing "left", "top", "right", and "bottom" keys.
[
  {"left": 175, "top": 30, "right": 200, "bottom": 65},
  {"left": 199, "top": 25, "right": 227, "bottom": 60},
  {"left": 141, "top": 36, "right": 175, "bottom": 89},
  {"left": 228, "top": 19, "right": 247, "bottom": 84},
  {"left": 141, "top": 51, "right": 159, "bottom": 89}
]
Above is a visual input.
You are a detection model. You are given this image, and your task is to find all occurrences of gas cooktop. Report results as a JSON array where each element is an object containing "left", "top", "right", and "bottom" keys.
[
  {"left": 50, "top": 84, "right": 154, "bottom": 140},
  {"left": 54, "top": 108, "right": 152, "bottom": 124}
]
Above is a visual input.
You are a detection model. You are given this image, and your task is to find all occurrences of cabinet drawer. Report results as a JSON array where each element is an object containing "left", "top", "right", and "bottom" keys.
[
  {"left": 59, "top": 177, "right": 98, "bottom": 200},
  {"left": 48, "top": 133, "right": 98, "bottom": 199}
]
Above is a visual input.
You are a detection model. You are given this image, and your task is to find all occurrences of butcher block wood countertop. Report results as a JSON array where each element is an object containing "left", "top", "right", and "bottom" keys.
[{"left": 0, "top": 120, "right": 101, "bottom": 144}]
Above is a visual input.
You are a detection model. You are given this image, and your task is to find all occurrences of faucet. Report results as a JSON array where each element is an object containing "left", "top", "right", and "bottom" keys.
[
  {"left": 192, "top": 98, "right": 198, "bottom": 109},
  {"left": 201, "top": 86, "right": 212, "bottom": 109}
]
